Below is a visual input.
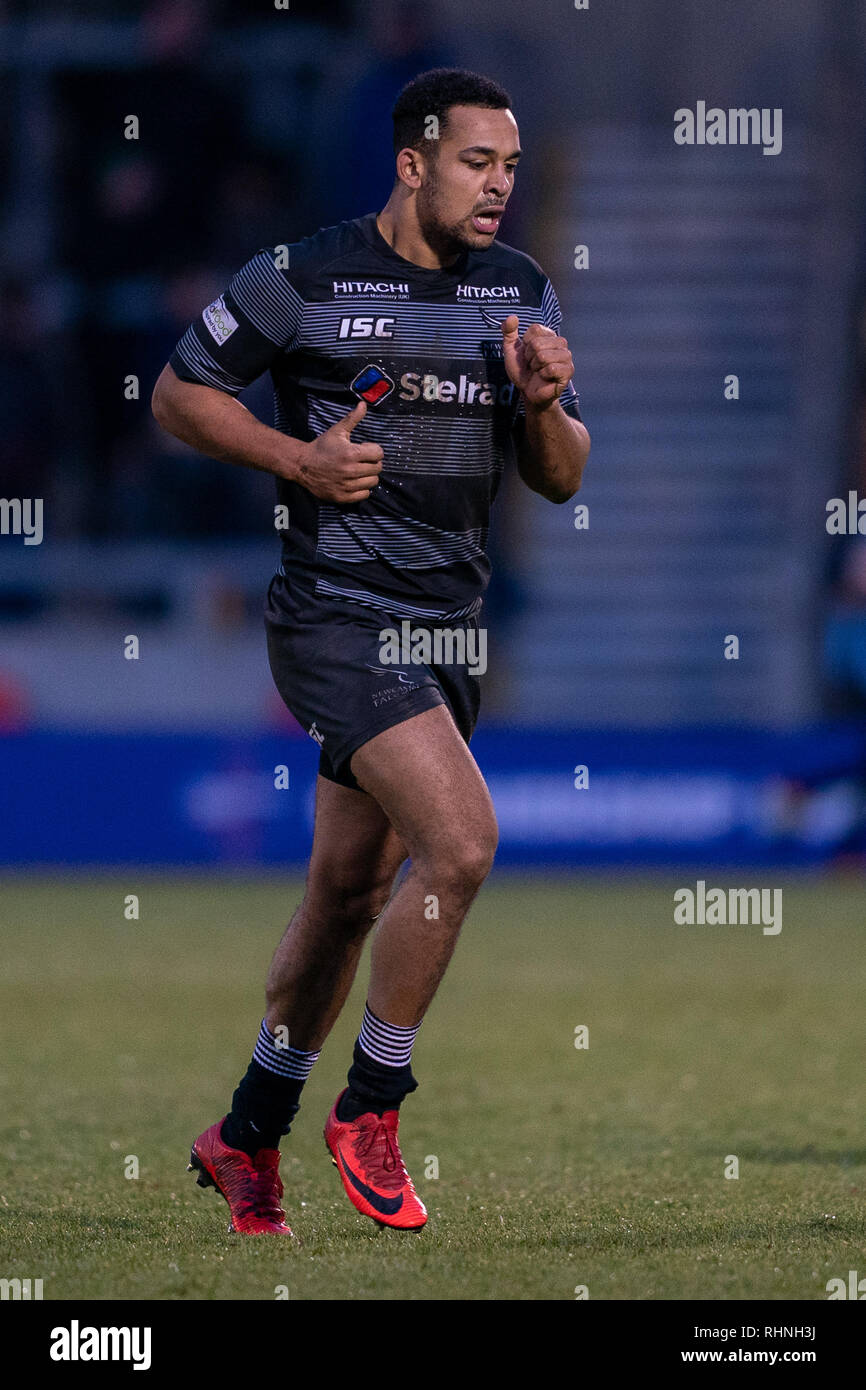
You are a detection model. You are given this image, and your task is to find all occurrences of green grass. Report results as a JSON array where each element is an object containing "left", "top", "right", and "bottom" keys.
[{"left": 1, "top": 875, "right": 865, "bottom": 1300}]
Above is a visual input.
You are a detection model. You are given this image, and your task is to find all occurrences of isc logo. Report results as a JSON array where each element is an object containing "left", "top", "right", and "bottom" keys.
[{"left": 338, "top": 316, "right": 395, "bottom": 340}]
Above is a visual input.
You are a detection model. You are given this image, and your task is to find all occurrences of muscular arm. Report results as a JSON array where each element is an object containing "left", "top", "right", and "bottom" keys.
[
  {"left": 515, "top": 400, "right": 591, "bottom": 505},
  {"left": 151, "top": 364, "right": 303, "bottom": 479},
  {"left": 502, "top": 313, "right": 590, "bottom": 505},
  {"left": 151, "top": 364, "right": 383, "bottom": 504}
]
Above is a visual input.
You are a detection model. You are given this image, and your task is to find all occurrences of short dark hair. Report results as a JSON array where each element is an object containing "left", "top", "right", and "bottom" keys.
[{"left": 392, "top": 68, "right": 513, "bottom": 156}]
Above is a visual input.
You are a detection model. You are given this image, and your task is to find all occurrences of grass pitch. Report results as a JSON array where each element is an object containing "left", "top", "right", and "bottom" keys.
[{"left": 1, "top": 875, "right": 865, "bottom": 1301}]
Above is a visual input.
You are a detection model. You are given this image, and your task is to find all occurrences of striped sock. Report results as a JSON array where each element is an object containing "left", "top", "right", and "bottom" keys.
[
  {"left": 358, "top": 1003, "right": 422, "bottom": 1069},
  {"left": 252, "top": 1018, "right": 320, "bottom": 1081},
  {"left": 337, "top": 1005, "right": 422, "bottom": 1119},
  {"left": 222, "top": 1020, "right": 321, "bottom": 1156}
]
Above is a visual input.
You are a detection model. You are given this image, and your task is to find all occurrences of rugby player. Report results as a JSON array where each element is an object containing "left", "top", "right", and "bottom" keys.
[{"left": 152, "top": 68, "right": 590, "bottom": 1234}]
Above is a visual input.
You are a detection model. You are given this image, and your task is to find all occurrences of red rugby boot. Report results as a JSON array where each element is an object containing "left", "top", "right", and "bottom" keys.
[
  {"left": 187, "top": 1118, "right": 293, "bottom": 1235},
  {"left": 324, "top": 1089, "right": 427, "bottom": 1230}
]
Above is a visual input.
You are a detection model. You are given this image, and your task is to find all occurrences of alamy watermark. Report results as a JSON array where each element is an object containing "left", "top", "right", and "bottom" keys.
[
  {"left": 0, "top": 497, "right": 43, "bottom": 545},
  {"left": 378, "top": 620, "right": 487, "bottom": 676},
  {"left": 674, "top": 102, "right": 782, "bottom": 156},
  {"left": 827, "top": 1270, "right": 866, "bottom": 1299},
  {"left": 674, "top": 880, "right": 782, "bottom": 935},
  {"left": 826, "top": 492, "right": 866, "bottom": 534},
  {"left": 49, "top": 1322, "right": 151, "bottom": 1370},
  {"left": 1, "top": 1277, "right": 43, "bottom": 1299}
]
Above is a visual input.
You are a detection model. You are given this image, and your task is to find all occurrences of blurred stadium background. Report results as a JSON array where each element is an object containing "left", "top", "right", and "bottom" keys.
[
  {"left": 6, "top": 0, "right": 866, "bottom": 1307},
  {"left": 1, "top": 0, "right": 866, "bottom": 871}
]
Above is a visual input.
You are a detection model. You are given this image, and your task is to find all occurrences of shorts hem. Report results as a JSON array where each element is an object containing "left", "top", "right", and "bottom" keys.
[{"left": 329, "top": 687, "right": 446, "bottom": 783}]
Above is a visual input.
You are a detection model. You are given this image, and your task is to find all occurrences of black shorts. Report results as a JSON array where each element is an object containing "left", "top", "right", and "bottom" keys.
[{"left": 264, "top": 571, "right": 482, "bottom": 791}]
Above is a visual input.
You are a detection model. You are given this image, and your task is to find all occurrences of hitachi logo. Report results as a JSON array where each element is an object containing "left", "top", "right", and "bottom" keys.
[
  {"left": 333, "top": 280, "right": 409, "bottom": 295},
  {"left": 457, "top": 285, "right": 520, "bottom": 298},
  {"left": 399, "top": 371, "right": 515, "bottom": 406}
]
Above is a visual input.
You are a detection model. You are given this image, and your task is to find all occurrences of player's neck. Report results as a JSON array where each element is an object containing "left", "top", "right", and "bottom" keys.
[{"left": 376, "top": 203, "right": 462, "bottom": 272}]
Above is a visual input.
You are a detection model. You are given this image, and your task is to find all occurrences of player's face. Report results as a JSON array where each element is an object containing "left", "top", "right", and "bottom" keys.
[{"left": 415, "top": 105, "right": 521, "bottom": 254}]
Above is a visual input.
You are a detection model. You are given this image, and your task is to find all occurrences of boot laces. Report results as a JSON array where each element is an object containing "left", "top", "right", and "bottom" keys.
[{"left": 353, "top": 1115, "right": 404, "bottom": 1191}]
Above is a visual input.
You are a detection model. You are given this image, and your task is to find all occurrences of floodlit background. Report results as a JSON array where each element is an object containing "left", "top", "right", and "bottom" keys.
[
  {"left": 3, "top": 0, "right": 866, "bottom": 1309},
  {"left": 2, "top": 0, "right": 866, "bottom": 869}
]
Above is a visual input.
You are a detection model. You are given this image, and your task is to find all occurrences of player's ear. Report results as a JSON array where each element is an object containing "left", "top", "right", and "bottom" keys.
[{"left": 395, "top": 146, "right": 425, "bottom": 190}]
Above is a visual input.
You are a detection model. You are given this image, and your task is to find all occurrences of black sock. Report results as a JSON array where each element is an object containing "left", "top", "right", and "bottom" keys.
[
  {"left": 336, "top": 1039, "right": 419, "bottom": 1120},
  {"left": 221, "top": 1060, "right": 305, "bottom": 1156},
  {"left": 221, "top": 1018, "right": 322, "bottom": 1156}
]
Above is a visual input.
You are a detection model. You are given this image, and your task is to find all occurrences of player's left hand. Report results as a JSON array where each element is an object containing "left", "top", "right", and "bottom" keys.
[{"left": 501, "top": 316, "right": 574, "bottom": 408}]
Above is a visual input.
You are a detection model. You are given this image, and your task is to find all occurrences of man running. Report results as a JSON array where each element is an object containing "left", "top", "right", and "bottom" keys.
[{"left": 152, "top": 67, "right": 589, "bottom": 1234}]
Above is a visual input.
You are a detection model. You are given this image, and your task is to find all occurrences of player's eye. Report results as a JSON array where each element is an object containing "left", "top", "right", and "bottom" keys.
[{"left": 468, "top": 161, "right": 487, "bottom": 169}]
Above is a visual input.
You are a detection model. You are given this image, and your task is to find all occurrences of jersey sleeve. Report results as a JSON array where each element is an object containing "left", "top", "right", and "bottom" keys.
[
  {"left": 169, "top": 248, "right": 304, "bottom": 396},
  {"left": 514, "top": 277, "right": 582, "bottom": 422}
]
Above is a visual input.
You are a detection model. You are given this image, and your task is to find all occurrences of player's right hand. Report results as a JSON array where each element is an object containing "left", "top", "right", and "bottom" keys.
[{"left": 295, "top": 400, "right": 384, "bottom": 503}]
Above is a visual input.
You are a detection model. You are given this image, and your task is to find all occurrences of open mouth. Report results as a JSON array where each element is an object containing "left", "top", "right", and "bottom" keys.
[{"left": 471, "top": 208, "right": 504, "bottom": 234}]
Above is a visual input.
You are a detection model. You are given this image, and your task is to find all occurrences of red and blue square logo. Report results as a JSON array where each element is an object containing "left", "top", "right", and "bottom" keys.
[{"left": 350, "top": 364, "right": 395, "bottom": 406}]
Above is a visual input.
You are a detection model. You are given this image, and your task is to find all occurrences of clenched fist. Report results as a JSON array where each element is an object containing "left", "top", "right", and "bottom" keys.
[
  {"left": 501, "top": 315, "right": 574, "bottom": 408},
  {"left": 295, "top": 400, "right": 384, "bottom": 503}
]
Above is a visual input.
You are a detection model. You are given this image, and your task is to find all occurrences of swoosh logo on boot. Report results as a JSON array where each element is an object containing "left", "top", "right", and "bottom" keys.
[{"left": 337, "top": 1144, "right": 404, "bottom": 1216}]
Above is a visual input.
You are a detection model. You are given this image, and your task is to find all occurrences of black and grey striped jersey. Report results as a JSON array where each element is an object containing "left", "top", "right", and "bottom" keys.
[{"left": 170, "top": 211, "right": 581, "bottom": 622}]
